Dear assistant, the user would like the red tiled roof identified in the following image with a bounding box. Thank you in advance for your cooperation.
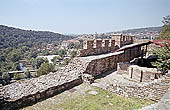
[151,40,170,47]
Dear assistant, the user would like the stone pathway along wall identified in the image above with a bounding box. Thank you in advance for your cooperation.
[0,58,87,110]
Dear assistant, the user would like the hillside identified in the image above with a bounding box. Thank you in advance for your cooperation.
[0,25,74,49]
[119,26,162,33]
[112,26,162,39]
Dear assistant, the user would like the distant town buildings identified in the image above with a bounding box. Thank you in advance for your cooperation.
[61,40,80,48]
[112,27,161,40]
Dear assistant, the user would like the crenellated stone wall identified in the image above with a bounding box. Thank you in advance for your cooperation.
[112,34,134,47]
[1,39,146,110]
[78,34,134,57]
[0,44,143,110]
[78,39,118,57]
[80,45,143,77]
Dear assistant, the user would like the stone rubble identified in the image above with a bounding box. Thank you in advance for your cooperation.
[107,75,170,102]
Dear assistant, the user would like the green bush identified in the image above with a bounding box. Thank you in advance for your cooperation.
[70,50,77,58]
[36,62,54,77]
[152,15,170,73]
[14,73,25,80]
[1,72,10,85]
[24,70,32,78]
[51,56,61,65]
[63,58,70,65]
[152,42,170,73]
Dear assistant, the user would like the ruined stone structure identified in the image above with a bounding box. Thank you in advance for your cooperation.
[107,74,170,102]
[80,51,124,77]
[78,39,118,57]
[0,39,153,110]
[112,34,134,47]
[78,34,134,57]
[129,65,161,82]
[117,62,162,82]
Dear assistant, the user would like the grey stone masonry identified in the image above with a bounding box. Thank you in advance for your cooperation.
[0,58,88,110]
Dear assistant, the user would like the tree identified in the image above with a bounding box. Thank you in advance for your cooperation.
[36,62,54,77]
[152,15,170,73]
[58,49,67,58]
[30,58,46,69]
[162,15,170,26]
[13,73,25,80]
[51,56,61,65]
[29,51,38,58]
[7,49,21,62]
[68,42,83,49]
[70,50,77,58]
[157,15,170,40]
[68,43,75,49]
[12,62,21,70]
[62,58,70,65]
[0,55,6,62]
[1,72,10,85]
[152,43,170,73]
[24,70,32,78]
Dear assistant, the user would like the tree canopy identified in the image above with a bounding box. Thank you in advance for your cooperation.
[157,15,170,40]
[152,15,170,73]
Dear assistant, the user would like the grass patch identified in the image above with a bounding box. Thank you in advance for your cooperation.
[21,84,154,110]
[58,87,154,110]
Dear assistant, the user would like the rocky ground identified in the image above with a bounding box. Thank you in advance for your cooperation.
[91,70,170,110]
[91,70,170,101]
[106,75,170,101]
[140,87,170,110]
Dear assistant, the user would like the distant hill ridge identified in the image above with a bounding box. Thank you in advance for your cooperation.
[110,26,162,39]
[119,26,162,33]
[0,25,74,49]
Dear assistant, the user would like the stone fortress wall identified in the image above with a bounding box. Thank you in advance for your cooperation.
[78,34,134,57]
[0,35,152,110]
[111,34,134,47]
[0,58,87,110]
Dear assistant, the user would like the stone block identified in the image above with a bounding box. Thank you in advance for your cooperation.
[104,40,110,47]
[83,40,94,49]
[110,39,115,47]
[96,40,102,48]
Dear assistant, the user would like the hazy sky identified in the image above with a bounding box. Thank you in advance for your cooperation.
[0,0,170,34]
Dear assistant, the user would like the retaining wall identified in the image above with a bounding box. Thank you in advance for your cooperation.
[0,58,86,110]
[81,51,124,77]
[1,41,143,110]
[1,77,82,110]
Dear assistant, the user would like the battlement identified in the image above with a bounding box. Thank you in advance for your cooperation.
[112,34,133,47]
[78,35,134,57]
[78,39,118,57]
